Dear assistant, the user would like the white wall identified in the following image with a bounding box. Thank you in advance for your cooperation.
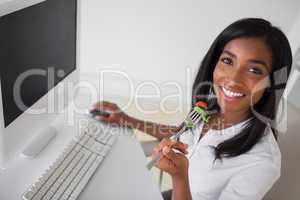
[78,0,300,101]
[77,1,300,199]
[287,11,300,54]
[284,11,300,110]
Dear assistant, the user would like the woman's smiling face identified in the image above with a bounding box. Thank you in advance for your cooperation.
[213,37,273,115]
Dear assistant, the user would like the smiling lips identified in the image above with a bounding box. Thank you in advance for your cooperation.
[220,86,246,99]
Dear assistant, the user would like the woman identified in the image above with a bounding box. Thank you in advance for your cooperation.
[90,18,292,200]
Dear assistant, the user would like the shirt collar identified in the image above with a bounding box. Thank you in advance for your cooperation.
[196,118,253,147]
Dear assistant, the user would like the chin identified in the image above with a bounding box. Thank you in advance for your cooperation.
[216,90,250,114]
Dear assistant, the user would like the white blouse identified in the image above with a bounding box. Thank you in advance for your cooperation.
[179,120,281,200]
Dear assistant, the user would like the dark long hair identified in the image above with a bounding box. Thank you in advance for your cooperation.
[192,18,293,159]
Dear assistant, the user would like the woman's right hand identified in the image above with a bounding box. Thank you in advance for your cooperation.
[153,138,189,178]
[89,101,131,126]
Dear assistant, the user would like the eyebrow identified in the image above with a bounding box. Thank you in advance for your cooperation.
[222,50,269,70]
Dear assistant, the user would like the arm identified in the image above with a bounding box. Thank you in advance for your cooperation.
[90,101,179,140]
[153,138,192,200]
[172,174,192,200]
[124,115,179,140]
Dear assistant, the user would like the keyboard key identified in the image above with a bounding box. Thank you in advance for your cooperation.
[86,141,110,157]
[23,190,35,200]
[22,118,113,200]
[69,156,103,200]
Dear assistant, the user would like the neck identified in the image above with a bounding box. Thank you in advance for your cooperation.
[207,109,251,130]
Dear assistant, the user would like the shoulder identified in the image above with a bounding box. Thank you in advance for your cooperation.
[247,124,281,169]
[232,125,282,182]
[218,159,280,200]
[218,126,282,199]
[215,125,281,176]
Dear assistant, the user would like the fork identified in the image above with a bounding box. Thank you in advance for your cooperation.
[146,101,209,170]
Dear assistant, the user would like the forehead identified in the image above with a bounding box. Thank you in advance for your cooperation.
[222,37,273,71]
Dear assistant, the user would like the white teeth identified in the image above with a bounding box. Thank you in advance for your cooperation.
[221,87,244,97]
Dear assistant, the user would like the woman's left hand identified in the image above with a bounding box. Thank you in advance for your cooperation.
[153,138,189,178]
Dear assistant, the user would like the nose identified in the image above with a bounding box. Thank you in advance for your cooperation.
[227,67,244,85]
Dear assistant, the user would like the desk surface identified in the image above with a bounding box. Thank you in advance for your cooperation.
[0,109,163,200]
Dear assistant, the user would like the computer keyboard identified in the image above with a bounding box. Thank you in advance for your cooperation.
[22,119,118,200]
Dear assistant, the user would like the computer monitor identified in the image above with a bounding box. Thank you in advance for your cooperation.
[0,0,46,17]
[0,0,79,169]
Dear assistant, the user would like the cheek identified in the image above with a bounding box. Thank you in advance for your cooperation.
[247,74,271,104]
[213,67,225,101]
[213,66,222,85]
[248,83,267,105]
[251,91,265,104]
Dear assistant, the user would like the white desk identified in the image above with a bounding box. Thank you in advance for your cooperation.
[0,106,163,200]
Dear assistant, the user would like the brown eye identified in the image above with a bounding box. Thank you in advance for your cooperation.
[249,67,263,75]
[221,57,233,65]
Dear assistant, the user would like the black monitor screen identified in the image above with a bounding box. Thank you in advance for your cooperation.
[0,0,77,127]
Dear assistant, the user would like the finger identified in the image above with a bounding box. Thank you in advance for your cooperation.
[171,140,188,148]
[102,101,118,110]
[152,144,187,156]
[153,141,167,155]
[91,101,117,111]
[95,115,114,123]
[169,142,188,154]
[152,140,172,160]
[153,145,160,155]
[158,138,176,150]
[161,139,187,149]
[155,139,187,155]
[95,115,108,122]
[162,146,181,162]
[169,146,188,154]
[154,155,175,172]
[159,139,188,153]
